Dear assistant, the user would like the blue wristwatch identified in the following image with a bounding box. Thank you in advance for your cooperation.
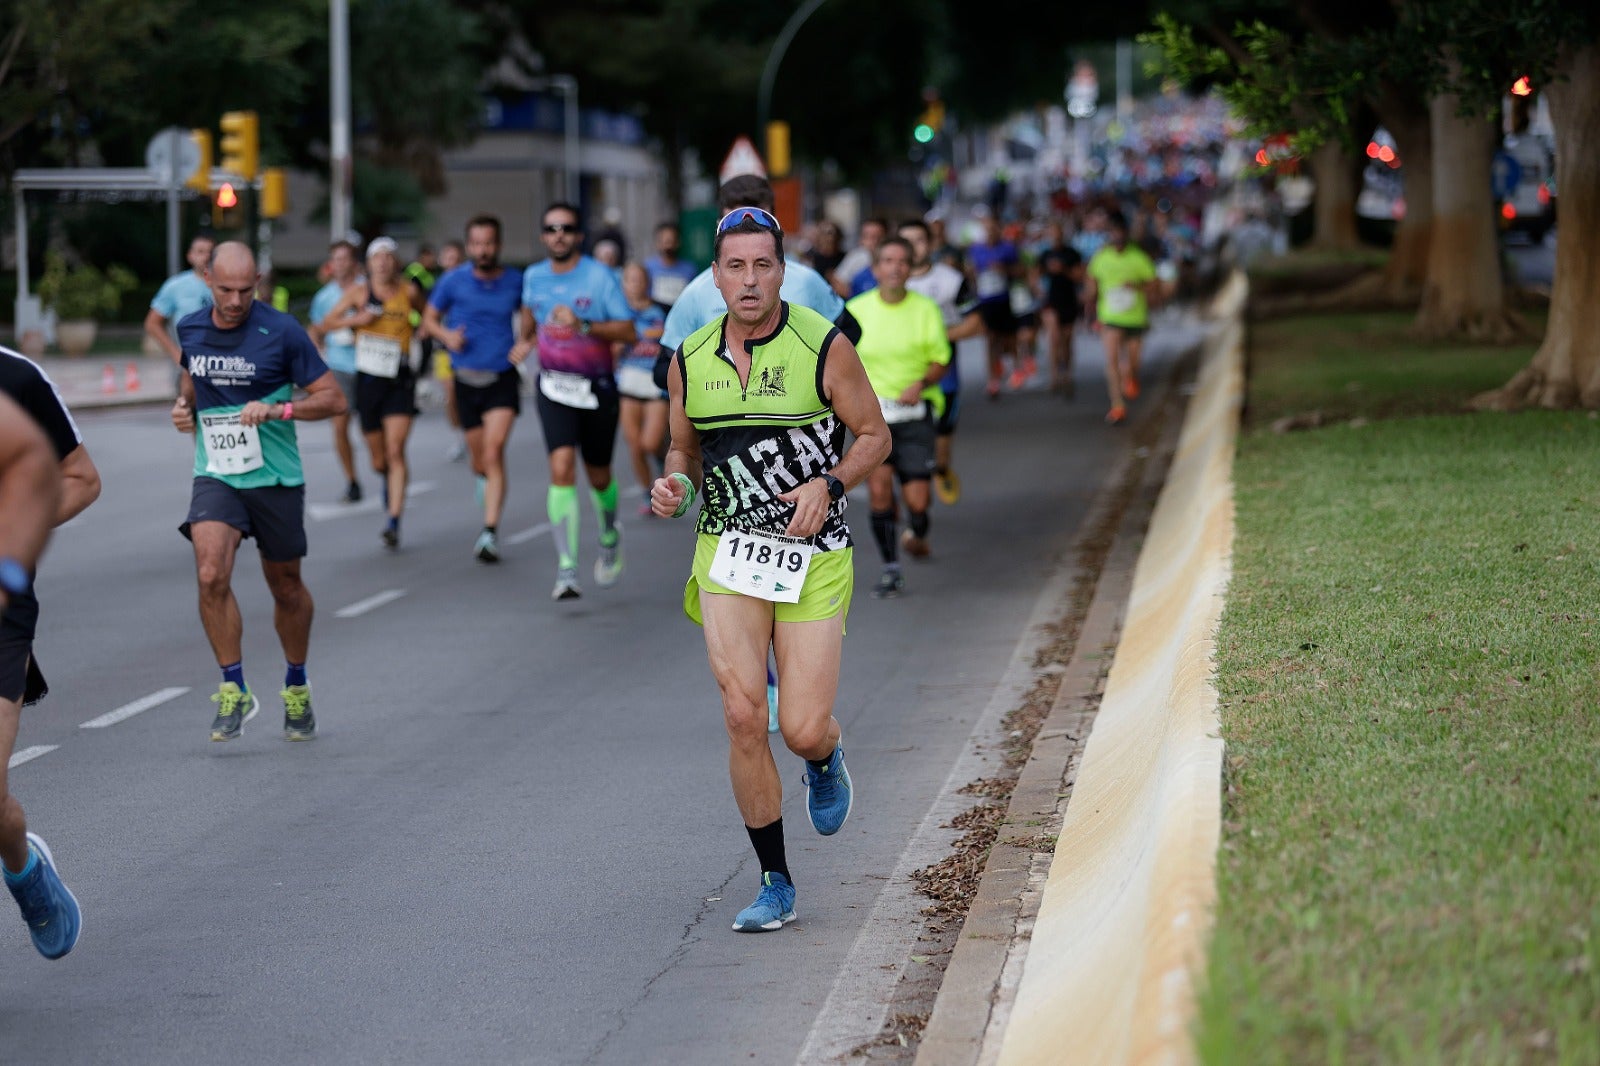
[0,557,30,599]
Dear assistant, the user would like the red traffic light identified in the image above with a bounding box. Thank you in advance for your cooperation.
[216,182,239,209]
[1511,76,1532,97]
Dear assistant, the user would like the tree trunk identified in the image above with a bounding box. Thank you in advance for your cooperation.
[1474,43,1600,410]
[1307,140,1360,250]
[1412,81,1521,341]
[1378,93,1432,295]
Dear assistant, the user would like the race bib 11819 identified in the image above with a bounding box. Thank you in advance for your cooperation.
[709,528,813,603]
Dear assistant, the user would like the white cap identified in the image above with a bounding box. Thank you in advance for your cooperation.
[366,236,399,259]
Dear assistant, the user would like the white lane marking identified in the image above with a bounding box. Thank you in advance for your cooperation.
[307,481,437,523]
[80,686,191,730]
[507,522,552,546]
[335,588,407,619]
[8,746,58,769]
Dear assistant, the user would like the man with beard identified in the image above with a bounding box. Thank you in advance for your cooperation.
[516,202,635,600]
[423,216,530,562]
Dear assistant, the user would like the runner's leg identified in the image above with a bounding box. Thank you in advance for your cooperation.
[190,520,244,666]
[382,413,412,521]
[0,698,28,872]
[700,590,782,826]
[478,407,515,529]
[771,615,844,762]
[260,557,313,667]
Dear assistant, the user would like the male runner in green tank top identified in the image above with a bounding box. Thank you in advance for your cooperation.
[651,209,890,932]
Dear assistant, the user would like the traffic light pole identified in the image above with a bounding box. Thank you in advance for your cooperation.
[756,0,830,134]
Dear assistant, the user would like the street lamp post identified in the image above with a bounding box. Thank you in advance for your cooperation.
[757,0,830,135]
[330,0,352,241]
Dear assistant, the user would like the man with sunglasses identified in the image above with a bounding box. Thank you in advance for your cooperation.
[516,203,636,600]
[424,215,530,563]
[651,208,890,933]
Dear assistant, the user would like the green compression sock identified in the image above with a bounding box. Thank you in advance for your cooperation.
[590,481,619,548]
[547,484,580,569]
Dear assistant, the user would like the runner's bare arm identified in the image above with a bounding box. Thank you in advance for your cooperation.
[247,371,346,426]
[421,303,462,351]
[54,444,101,526]
[586,317,636,345]
[143,308,182,364]
[652,354,703,518]
[0,395,61,600]
[780,333,890,537]
[947,309,985,343]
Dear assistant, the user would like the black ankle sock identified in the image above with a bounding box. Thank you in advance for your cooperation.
[746,819,790,883]
[871,509,898,564]
[909,510,930,538]
[484,525,497,536]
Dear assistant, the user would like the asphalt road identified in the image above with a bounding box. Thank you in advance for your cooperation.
[5,320,1199,1065]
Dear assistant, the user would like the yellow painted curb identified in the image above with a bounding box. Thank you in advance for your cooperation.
[997,273,1248,1066]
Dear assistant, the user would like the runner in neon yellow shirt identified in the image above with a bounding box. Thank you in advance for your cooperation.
[846,237,950,598]
[1084,211,1158,424]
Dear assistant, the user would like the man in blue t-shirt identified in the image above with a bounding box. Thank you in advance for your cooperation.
[517,202,636,601]
[423,215,527,563]
[967,215,1024,399]
[643,222,698,307]
[169,242,347,745]
[144,233,215,366]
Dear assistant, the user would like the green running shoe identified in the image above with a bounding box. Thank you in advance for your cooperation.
[210,682,257,742]
[281,684,316,741]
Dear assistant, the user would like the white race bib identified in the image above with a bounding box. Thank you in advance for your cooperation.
[1106,286,1138,315]
[355,332,404,378]
[539,370,599,410]
[1009,283,1036,316]
[878,396,928,424]
[709,529,813,603]
[650,274,686,305]
[977,269,1006,299]
[200,412,264,476]
[616,364,660,399]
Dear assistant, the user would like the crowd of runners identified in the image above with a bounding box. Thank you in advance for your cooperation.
[0,177,1179,951]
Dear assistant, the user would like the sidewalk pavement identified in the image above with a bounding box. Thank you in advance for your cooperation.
[27,351,177,411]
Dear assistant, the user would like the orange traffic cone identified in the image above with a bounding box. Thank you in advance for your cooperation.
[101,364,117,394]
[124,361,141,392]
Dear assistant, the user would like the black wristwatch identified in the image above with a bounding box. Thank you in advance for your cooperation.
[0,557,31,600]
[820,474,845,502]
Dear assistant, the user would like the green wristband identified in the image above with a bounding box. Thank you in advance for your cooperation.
[669,472,696,518]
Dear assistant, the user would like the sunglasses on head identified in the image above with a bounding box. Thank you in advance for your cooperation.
[542,223,579,235]
[716,207,781,234]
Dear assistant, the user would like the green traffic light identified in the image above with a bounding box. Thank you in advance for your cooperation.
[913,123,934,144]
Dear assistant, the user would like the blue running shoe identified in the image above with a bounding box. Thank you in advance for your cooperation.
[5,832,81,959]
[803,745,853,835]
[732,871,796,932]
[766,666,780,735]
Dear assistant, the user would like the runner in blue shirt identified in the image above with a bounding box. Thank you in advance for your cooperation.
[516,202,636,601]
[423,215,529,563]
[643,222,699,307]
[143,233,215,366]
[169,242,346,744]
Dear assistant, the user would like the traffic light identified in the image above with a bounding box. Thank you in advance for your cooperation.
[260,168,289,219]
[913,100,944,145]
[766,121,791,179]
[219,110,259,180]
[213,181,240,229]
[186,129,213,193]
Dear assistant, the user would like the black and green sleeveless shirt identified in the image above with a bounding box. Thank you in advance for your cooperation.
[674,302,851,550]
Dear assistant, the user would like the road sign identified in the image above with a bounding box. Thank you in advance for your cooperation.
[719,136,767,183]
[145,127,202,187]
[1491,150,1522,200]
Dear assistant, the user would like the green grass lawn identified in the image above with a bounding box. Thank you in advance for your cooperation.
[1198,312,1600,1063]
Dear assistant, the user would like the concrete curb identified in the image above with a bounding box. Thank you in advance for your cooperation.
[915,274,1248,1066]
[913,336,1194,1066]
[996,273,1245,1065]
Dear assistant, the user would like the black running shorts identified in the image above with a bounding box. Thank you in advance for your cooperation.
[454,368,523,430]
[888,416,938,483]
[0,593,47,706]
[180,478,308,562]
[355,370,418,433]
[535,375,620,468]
